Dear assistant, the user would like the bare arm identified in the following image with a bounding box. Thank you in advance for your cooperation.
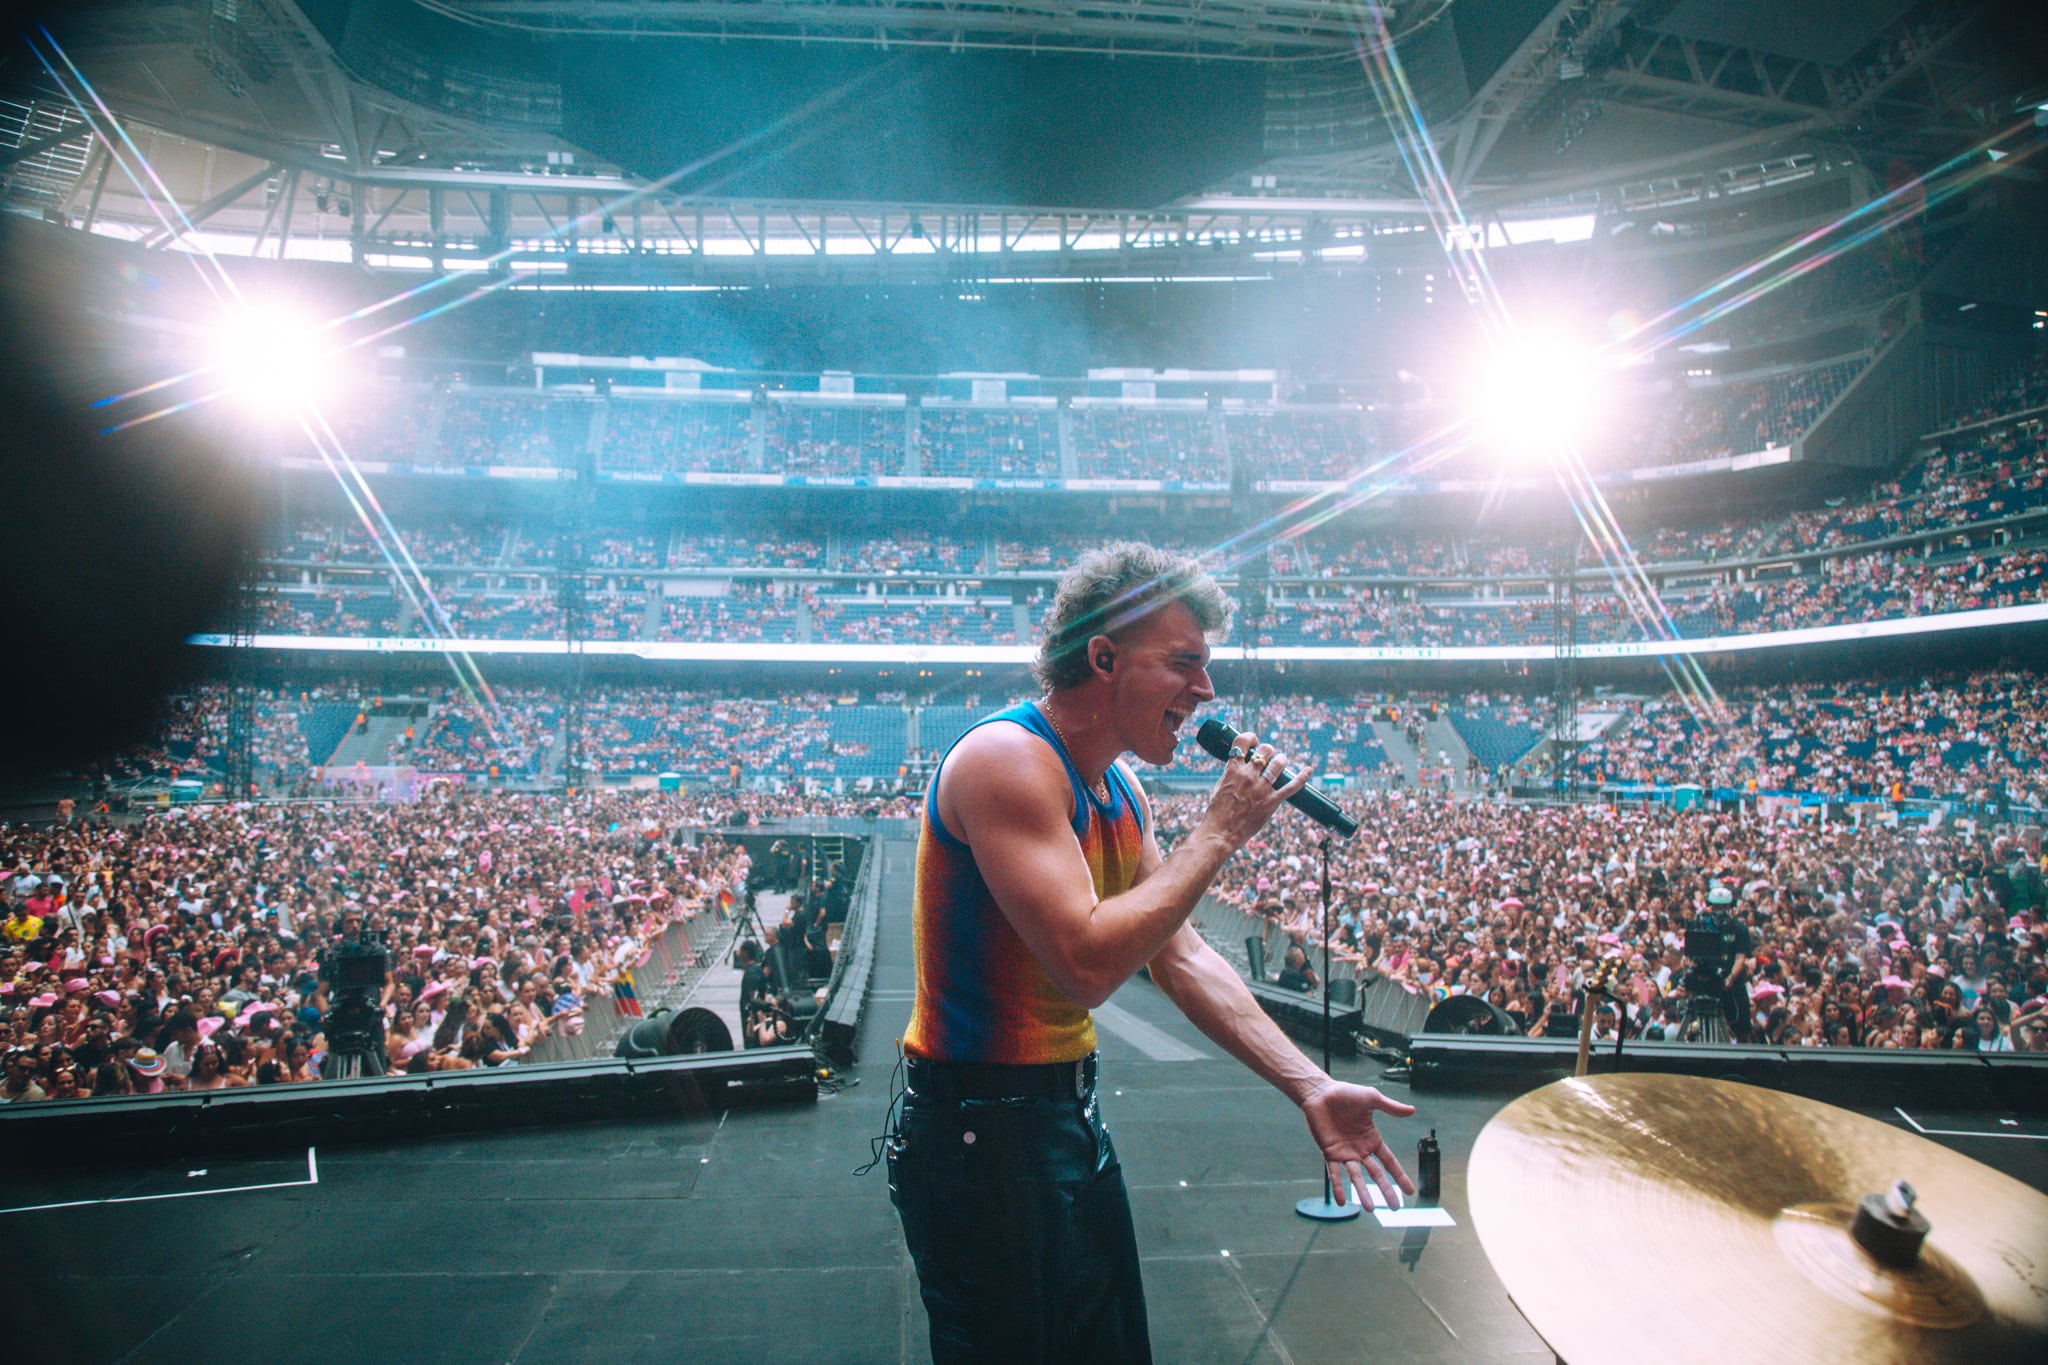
[944,725,1306,1008]
[1139,815,1417,1207]
[1146,925,1413,1208]
[1147,924,1324,1105]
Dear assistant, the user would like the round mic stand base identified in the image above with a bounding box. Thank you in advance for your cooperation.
[1296,1173,1365,1222]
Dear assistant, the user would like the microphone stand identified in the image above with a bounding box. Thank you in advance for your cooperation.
[1296,833,1361,1222]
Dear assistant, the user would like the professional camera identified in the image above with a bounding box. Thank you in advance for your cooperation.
[1676,885,1742,1042]
[319,927,390,1079]
[1682,912,1738,992]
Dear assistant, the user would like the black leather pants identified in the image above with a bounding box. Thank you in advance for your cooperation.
[888,1080,1152,1364]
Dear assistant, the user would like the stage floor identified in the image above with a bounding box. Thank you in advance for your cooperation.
[12,838,2047,1364]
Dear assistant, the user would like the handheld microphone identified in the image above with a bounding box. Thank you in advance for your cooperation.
[1195,718,1359,839]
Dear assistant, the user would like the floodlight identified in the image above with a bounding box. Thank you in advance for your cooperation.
[1462,326,1607,466]
[206,299,335,419]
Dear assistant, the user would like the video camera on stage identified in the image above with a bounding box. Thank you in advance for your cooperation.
[319,927,390,1079]
[1683,913,1737,981]
[1671,885,1744,1043]
[323,927,390,993]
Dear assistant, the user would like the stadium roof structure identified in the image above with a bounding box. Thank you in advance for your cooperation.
[406,0,1389,62]
[0,1,2037,282]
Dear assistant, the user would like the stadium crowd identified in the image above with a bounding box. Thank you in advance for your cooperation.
[20,652,2047,1114]
[243,530,2048,650]
[114,671,2047,814]
[247,386,2048,663]
[1162,788,2048,1053]
[1940,352,2048,432]
[261,352,2047,646]
[306,347,1895,487]
[10,770,2038,1112]
[600,398,754,474]
[1569,672,2048,810]
[0,794,758,1103]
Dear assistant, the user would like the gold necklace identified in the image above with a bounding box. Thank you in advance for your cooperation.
[1041,702,1111,803]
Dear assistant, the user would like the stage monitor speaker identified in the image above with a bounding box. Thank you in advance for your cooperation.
[615,1014,674,1060]
[1247,980,1361,1057]
[1421,995,1521,1037]
[613,1007,735,1059]
[667,1008,734,1055]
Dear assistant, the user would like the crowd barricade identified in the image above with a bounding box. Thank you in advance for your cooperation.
[814,839,879,1064]
[1582,783,2041,831]
[1187,894,1433,1045]
[524,905,740,1065]
[528,991,632,1065]
[1357,973,1433,1041]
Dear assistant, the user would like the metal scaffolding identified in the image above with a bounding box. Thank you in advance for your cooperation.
[1235,548,1271,742]
[556,438,595,791]
[1550,530,1581,801]
[222,562,260,803]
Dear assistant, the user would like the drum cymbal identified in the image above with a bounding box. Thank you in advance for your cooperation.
[1468,1074,2048,1365]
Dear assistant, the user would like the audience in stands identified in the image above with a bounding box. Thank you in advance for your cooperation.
[601,398,752,474]
[106,674,2048,816]
[1158,782,2047,1054]
[1940,353,2048,432]
[0,794,757,1101]
[16,655,2047,1114]
[1569,671,2048,812]
[234,391,2048,656]
[307,349,1908,485]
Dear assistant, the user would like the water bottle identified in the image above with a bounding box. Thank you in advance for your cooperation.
[1417,1128,1441,1205]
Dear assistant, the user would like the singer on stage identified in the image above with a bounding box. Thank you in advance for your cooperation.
[889,542,1416,1364]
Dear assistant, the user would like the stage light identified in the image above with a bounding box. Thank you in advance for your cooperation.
[206,299,335,419]
[1463,326,1607,466]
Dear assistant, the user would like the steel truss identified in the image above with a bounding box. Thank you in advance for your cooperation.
[1446,0,1629,192]
[1550,529,1580,802]
[1594,1,1993,136]
[47,130,1453,279]
[422,1,1388,61]
[556,438,595,790]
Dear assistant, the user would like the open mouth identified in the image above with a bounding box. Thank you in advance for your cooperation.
[1164,708,1191,734]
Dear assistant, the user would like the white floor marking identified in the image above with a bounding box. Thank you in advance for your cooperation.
[1092,1001,1209,1062]
[1894,1107,2048,1141]
[1,1146,319,1215]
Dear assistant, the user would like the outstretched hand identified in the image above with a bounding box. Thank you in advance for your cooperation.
[1301,1080,1417,1209]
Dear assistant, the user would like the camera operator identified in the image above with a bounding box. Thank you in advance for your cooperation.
[313,906,395,1015]
[746,997,795,1048]
[736,938,773,1016]
[735,938,795,1049]
[314,905,394,1077]
[1706,884,1754,1042]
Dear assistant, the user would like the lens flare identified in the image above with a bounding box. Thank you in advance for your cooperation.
[207,300,336,418]
[1466,330,1606,465]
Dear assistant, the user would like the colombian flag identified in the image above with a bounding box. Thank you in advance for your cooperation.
[613,970,644,1018]
[717,888,735,920]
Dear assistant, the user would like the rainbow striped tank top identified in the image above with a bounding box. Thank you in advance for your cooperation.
[902,701,1147,1064]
